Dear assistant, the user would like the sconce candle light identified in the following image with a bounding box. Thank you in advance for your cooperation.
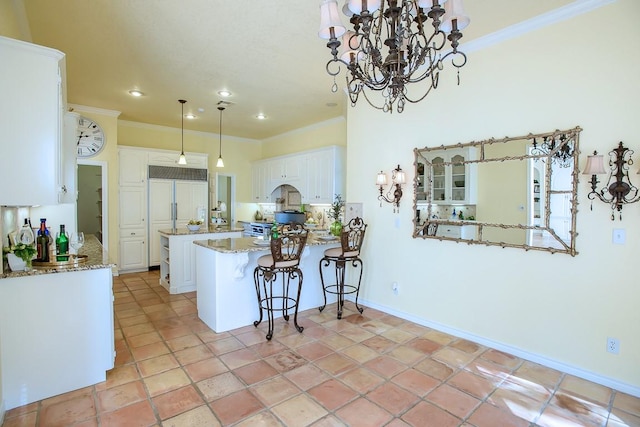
[583,141,640,220]
[376,165,405,212]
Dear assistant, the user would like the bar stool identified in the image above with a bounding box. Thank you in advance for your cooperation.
[318,217,367,319]
[253,223,308,340]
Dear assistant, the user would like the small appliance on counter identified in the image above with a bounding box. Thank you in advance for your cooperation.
[274,210,305,224]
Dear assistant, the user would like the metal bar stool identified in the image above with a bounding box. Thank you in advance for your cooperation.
[253,223,308,340]
[318,217,367,319]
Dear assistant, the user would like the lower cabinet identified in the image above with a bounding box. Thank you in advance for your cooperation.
[159,231,241,294]
[119,229,147,272]
[436,224,477,240]
[0,268,114,410]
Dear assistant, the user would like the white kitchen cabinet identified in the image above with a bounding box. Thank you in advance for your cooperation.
[304,146,345,204]
[119,148,148,186]
[268,155,305,194]
[0,36,75,206]
[159,230,241,294]
[252,161,270,202]
[119,187,147,230]
[0,268,114,410]
[119,229,147,271]
[252,146,345,204]
[425,147,477,204]
[436,223,477,239]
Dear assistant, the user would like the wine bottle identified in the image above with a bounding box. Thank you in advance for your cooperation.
[18,218,35,245]
[36,219,49,262]
[271,221,279,240]
[56,224,69,261]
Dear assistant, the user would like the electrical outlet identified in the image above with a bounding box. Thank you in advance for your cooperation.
[392,282,399,295]
[607,337,620,354]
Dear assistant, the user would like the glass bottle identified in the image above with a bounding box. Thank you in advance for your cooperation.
[55,224,69,261]
[36,218,49,262]
[18,218,35,245]
[271,221,279,240]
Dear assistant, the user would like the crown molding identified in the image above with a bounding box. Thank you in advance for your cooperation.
[68,104,121,118]
[462,0,617,54]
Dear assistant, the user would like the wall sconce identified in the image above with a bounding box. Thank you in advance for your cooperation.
[583,141,640,220]
[376,165,405,212]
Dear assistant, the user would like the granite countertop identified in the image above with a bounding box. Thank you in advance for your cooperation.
[1,234,114,280]
[194,234,341,254]
[159,225,244,236]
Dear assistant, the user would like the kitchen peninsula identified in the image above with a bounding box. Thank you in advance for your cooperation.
[194,234,340,333]
[158,225,243,294]
[0,235,115,410]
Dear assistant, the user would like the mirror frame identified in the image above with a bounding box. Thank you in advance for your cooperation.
[412,127,582,256]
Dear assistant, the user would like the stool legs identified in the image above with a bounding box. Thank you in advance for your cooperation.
[254,267,304,340]
[318,256,364,319]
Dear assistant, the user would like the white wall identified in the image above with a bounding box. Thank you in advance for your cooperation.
[347,0,639,395]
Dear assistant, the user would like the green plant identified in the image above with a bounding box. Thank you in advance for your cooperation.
[328,194,345,221]
[3,243,37,265]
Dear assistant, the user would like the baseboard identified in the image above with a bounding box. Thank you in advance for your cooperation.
[353,296,640,398]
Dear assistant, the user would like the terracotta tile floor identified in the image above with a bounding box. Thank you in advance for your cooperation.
[4,270,640,427]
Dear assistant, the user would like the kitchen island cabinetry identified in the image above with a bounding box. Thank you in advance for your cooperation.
[194,236,339,333]
[159,227,242,294]
[0,36,76,206]
[0,237,115,410]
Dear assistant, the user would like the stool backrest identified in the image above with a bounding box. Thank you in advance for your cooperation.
[269,223,308,267]
[339,217,367,256]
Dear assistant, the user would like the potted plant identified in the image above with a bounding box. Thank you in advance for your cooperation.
[328,194,345,237]
[3,243,37,271]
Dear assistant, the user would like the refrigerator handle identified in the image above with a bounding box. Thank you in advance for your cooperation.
[174,203,178,221]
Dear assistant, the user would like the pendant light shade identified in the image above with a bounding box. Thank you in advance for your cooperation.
[217,106,225,168]
[178,99,187,165]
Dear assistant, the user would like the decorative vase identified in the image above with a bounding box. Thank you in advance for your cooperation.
[6,253,27,272]
[330,220,343,237]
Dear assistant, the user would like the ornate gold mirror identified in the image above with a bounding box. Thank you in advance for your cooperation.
[413,127,582,256]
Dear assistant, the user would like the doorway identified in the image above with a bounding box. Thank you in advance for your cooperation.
[215,173,235,225]
[77,161,108,249]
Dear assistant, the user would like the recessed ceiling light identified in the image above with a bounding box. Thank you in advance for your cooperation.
[129,90,144,97]
[185,113,196,119]
[256,113,266,120]
[218,90,232,97]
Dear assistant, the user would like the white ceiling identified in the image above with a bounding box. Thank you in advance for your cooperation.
[19,0,575,140]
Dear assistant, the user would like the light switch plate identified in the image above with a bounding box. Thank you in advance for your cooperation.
[613,228,626,244]
[346,202,363,222]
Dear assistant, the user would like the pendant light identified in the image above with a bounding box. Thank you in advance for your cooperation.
[216,105,225,168]
[178,99,187,165]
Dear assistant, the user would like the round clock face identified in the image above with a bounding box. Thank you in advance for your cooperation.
[76,116,106,157]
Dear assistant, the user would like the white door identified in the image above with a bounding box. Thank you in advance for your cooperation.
[120,236,146,271]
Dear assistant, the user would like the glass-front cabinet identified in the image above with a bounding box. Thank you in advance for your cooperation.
[417,148,476,204]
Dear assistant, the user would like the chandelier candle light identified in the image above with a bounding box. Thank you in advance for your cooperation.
[318,0,470,113]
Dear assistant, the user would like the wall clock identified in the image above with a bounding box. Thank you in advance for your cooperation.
[76,116,106,157]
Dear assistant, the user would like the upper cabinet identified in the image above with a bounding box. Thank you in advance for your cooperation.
[0,36,75,206]
[418,147,477,205]
[304,146,345,204]
[252,146,345,204]
[119,149,148,186]
[268,156,305,194]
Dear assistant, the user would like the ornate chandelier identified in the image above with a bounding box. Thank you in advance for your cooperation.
[318,0,470,113]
